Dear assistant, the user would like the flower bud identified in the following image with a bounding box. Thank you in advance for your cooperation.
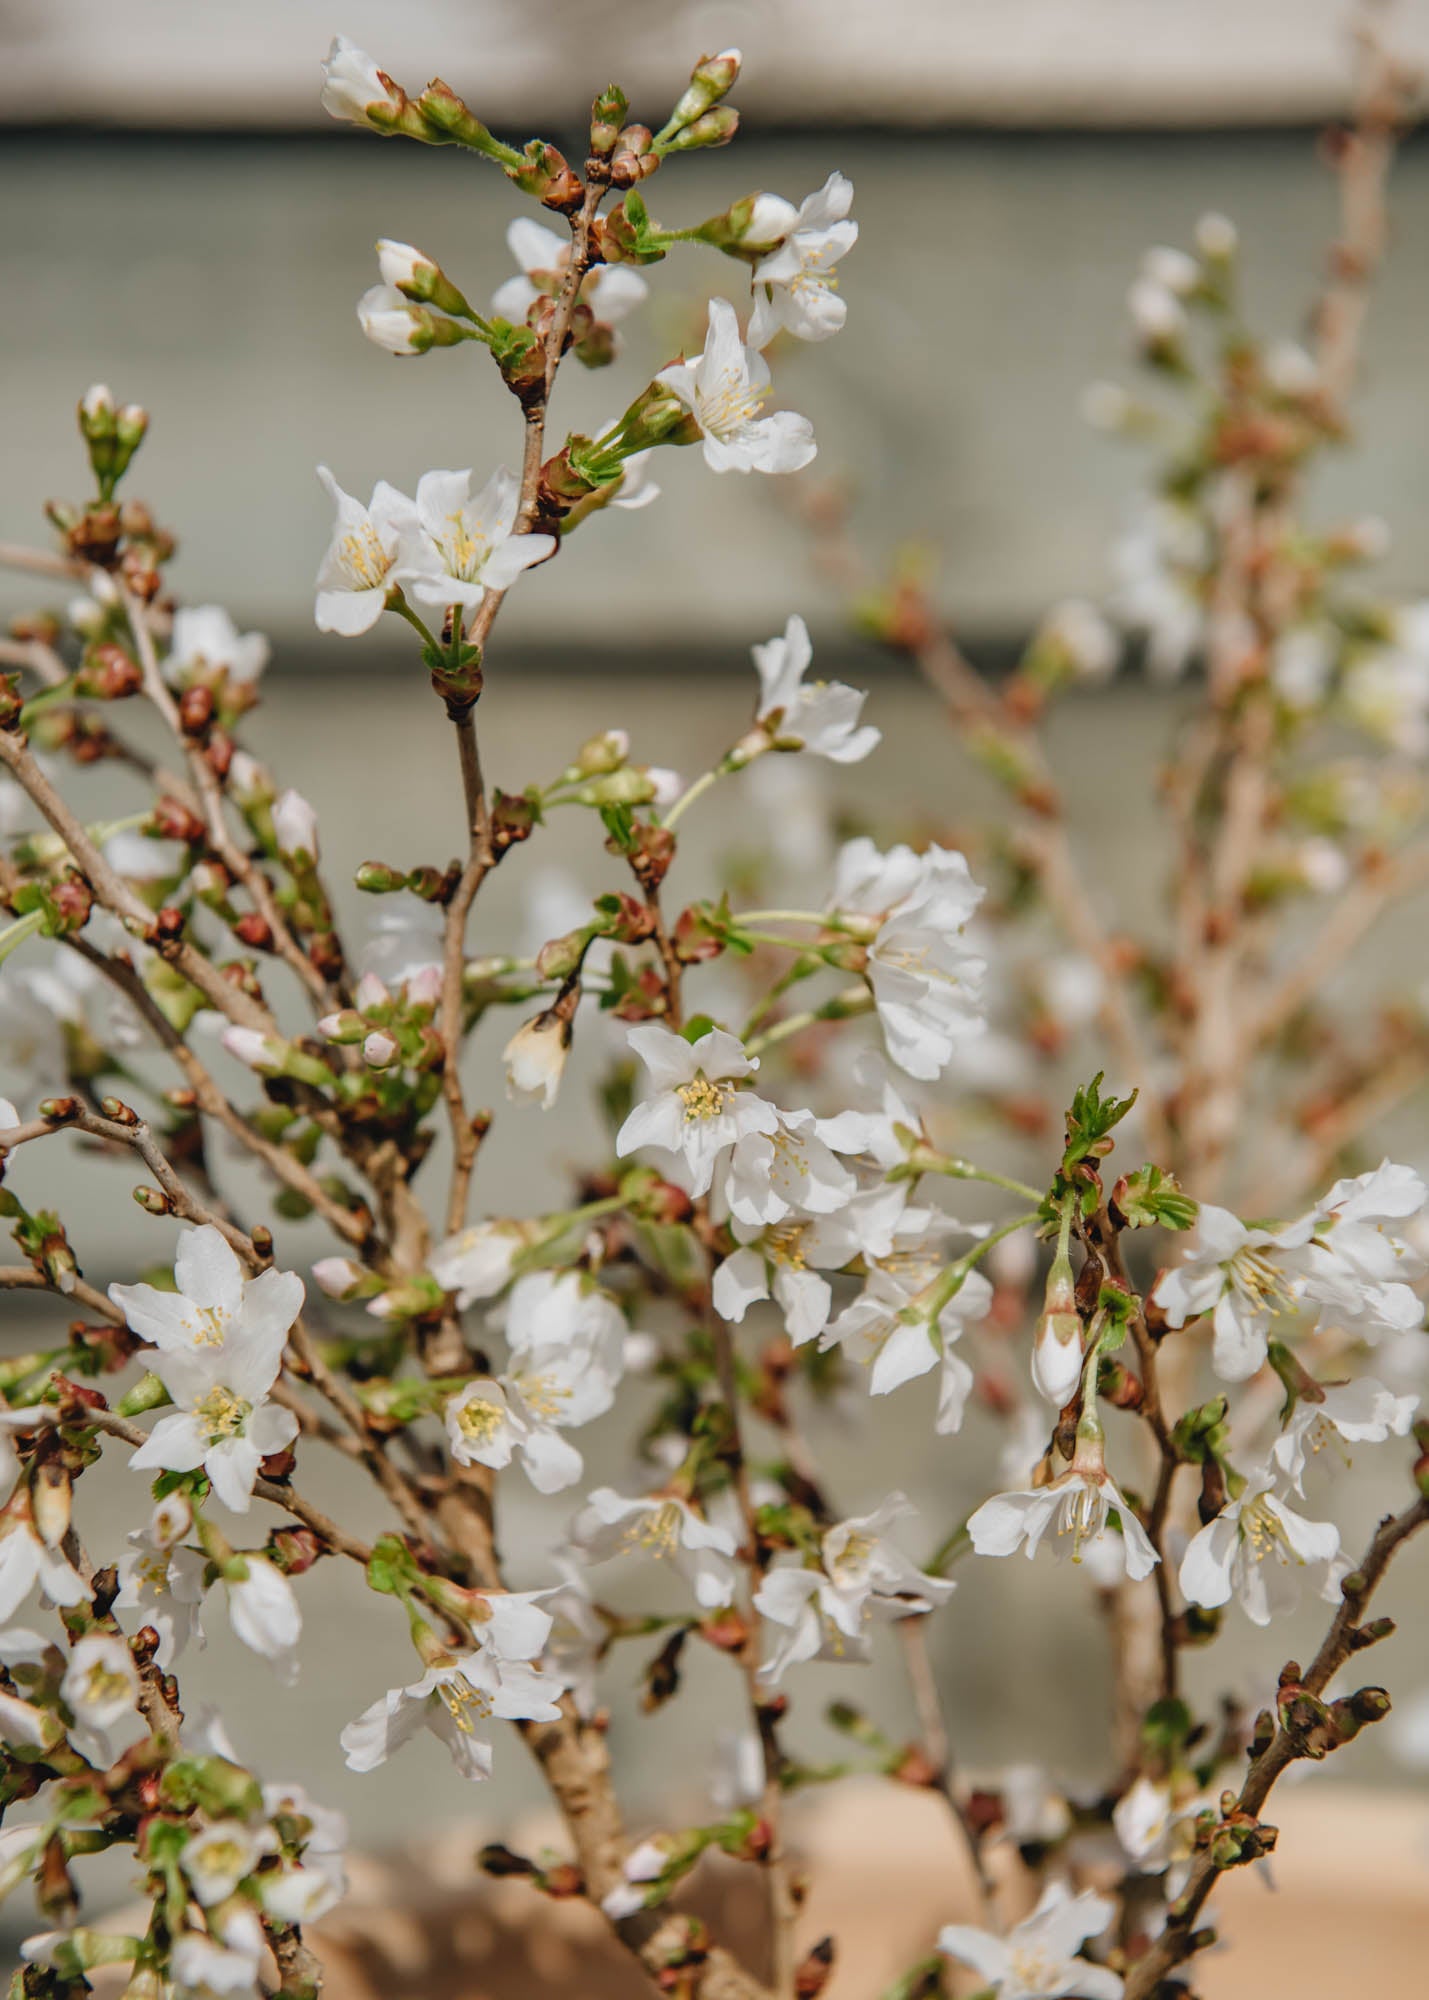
[311,1256,371,1300]
[354,971,392,1018]
[1032,1241,1084,1407]
[31,1462,72,1548]
[567,729,630,779]
[318,1008,367,1044]
[227,750,274,809]
[403,963,444,1011]
[355,859,408,893]
[273,787,320,863]
[320,35,406,128]
[660,105,739,153]
[1194,211,1238,261]
[574,768,659,807]
[376,239,473,320]
[535,928,590,981]
[362,1030,400,1069]
[221,1026,286,1076]
[357,285,468,356]
[661,48,741,138]
[502,1005,573,1111]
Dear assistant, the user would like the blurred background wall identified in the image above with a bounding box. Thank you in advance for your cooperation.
[2,0,1428,1959]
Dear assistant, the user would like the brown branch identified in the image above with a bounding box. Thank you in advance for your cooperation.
[1123,1492,1429,1998]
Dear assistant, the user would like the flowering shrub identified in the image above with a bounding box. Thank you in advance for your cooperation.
[0,26,1427,2000]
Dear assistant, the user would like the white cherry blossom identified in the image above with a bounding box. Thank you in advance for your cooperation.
[320,35,401,126]
[166,606,270,686]
[746,172,857,348]
[429,1218,539,1307]
[1179,1465,1343,1626]
[722,1103,857,1228]
[755,1494,952,1681]
[393,467,555,613]
[110,1225,304,1363]
[655,298,816,474]
[939,1881,1123,2000]
[115,1501,206,1670]
[61,1632,139,1738]
[968,1445,1159,1582]
[314,465,413,635]
[1152,1204,1310,1382]
[830,838,987,1079]
[746,614,879,762]
[341,1644,561,1784]
[223,1555,301,1684]
[492,217,648,328]
[569,1489,738,1609]
[181,1821,267,1907]
[1271,1377,1418,1493]
[713,1183,907,1347]
[616,1022,777,1196]
[1296,1162,1427,1334]
[0,1492,86,1623]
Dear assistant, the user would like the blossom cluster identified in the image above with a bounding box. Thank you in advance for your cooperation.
[0,28,1426,2000]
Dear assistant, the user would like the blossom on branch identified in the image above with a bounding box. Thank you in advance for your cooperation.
[655,298,816,473]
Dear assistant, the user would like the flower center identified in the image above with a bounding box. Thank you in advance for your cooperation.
[767,1223,807,1270]
[197,1837,248,1879]
[183,1304,230,1349]
[194,1386,250,1441]
[677,1076,729,1121]
[1229,1247,1296,1315]
[1240,1496,1300,1567]
[456,1397,505,1444]
[82,1660,131,1707]
[436,511,490,582]
[438,1674,493,1733]
[827,1529,874,1587]
[514,1369,567,1423]
[700,372,768,438]
[623,1502,682,1557]
[339,522,393,590]
[1056,1476,1109,1562]
[1008,1945,1063,1988]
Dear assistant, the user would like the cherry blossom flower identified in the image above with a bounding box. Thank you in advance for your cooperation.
[755,1494,952,1681]
[820,1236,993,1434]
[1151,1204,1311,1382]
[939,1881,1123,1999]
[830,838,987,1079]
[61,1632,142,1763]
[616,1022,777,1196]
[223,1555,301,1684]
[120,1258,301,1511]
[110,1225,304,1364]
[165,606,270,687]
[0,1489,86,1623]
[341,1644,561,1784]
[569,1490,739,1609]
[181,1821,268,1907]
[968,1443,1159,1582]
[712,1183,907,1347]
[393,467,555,614]
[319,36,406,127]
[745,172,857,348]
[1295,1162,1427,1333]
[429,1218,539,1306]
[1113,1774,1207,1888]
[535,1557,605,1721]
[1271,1377,1418,1493]
[655,299,816,474]
[1179,1465,1343,1626]
[115,1498,206,1669]
[743,614,879,763]
[314,465,412,635]
[171,1906,265,1998]
[502,1008,571,1109]
[492,217,648,329]
[722,1104,857,1228]
[444,1274,623,1495]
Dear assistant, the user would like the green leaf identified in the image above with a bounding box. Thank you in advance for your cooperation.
[1062,1071,1138,1172]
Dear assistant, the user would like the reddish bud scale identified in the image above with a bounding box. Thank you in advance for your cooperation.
[232,912,275,951]
[177,685,214,736]
[150,797,207,844]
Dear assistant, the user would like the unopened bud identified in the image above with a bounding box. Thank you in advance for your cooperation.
[357,285,470,356]
[661,48,741,139]
[503,1002,574,1111]
[376,239,474,320]
[355,859,407,893]
[660,106,739,153]
[272,787,320,863]
[362,1030,400,1069]
[31,1462,73,1547]
[318,1008,367,1044]
[568,729,630,778]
